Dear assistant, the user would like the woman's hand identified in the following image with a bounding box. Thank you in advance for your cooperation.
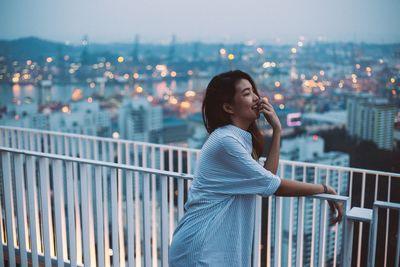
[325,185,343,226]
[258,97,282,131]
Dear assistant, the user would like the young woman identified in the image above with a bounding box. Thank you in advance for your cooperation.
[169,70,343,266]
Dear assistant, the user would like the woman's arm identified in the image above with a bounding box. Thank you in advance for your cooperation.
[263,129,281,174]
[258,96,342,225]
[274,179,325,196]
[259,97,282,175]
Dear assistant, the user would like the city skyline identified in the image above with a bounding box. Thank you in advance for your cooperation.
[1,0,400,44]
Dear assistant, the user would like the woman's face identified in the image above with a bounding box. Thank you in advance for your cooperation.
[226,79,261,126]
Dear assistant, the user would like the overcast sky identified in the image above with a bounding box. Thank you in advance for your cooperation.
[1,0,399,44]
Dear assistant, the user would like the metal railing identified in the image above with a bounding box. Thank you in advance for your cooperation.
[0,126,399,266]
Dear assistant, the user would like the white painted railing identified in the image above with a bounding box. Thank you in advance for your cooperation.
[0,126,399,266]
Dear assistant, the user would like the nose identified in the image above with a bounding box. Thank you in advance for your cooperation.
[253,92,260,103]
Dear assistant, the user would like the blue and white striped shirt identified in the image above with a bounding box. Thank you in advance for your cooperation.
[169,124,281,266]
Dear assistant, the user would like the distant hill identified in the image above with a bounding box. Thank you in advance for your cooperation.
[0,37,197,61]
[0,37,81,60]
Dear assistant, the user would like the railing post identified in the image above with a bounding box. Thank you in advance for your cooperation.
[66,161,77,267]
[341,199,354,267]
[53,159,66,267]
[14,154,28,266]
[143,172,151,267]
[1,151,16,267]
[110,168,120,267]
[253,195,262,267]
[39,157,54,267]
[367,205,378,267]
[95,166,106,267]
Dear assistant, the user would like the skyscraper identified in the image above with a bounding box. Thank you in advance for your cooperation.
[347,94,397,150]
[118,97,163,143]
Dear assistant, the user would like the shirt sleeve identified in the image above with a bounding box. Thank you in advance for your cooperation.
[197,135,281,196]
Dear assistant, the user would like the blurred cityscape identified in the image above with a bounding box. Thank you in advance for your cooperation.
[0,36,399,172]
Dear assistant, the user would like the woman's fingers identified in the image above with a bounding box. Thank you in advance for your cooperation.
[328,200,343,226]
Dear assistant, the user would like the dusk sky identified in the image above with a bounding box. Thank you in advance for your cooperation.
[1,0,399,44]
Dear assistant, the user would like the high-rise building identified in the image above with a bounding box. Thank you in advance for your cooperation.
[347,94,397,150]
[118,97,162,143]
[277,135,349,267]
[49,100,111,137]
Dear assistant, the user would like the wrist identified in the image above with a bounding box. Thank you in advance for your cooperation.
[321,184,328,194]
[272,125,282,133]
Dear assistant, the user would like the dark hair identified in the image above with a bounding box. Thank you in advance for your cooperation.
[202,70,265,159]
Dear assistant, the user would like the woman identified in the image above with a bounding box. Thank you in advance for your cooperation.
[169,70,342,266]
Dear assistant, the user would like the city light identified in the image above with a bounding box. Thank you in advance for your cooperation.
[87,97,93,103]
[46,57,53,63]
[133,73,139,79]
[136,86,143,93]
[219,48,226,55]
[71,89,83,101]
[61,106,70,113]
[263,62,271,68]
[391,78,396,83]
[156,64,167,71]
[287,112,302,126]
[228,54,235,60]
[117,56,124,63]
[256,47,264,54]
[185,90,196,97]
[274,93,284,101]
[171,71,177,77]
[169,97,178,105]
[291,48,297,54]
[275,81,281,87]
[112,132,120,139]
[180,101,191,109]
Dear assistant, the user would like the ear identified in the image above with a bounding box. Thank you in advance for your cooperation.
[222,103,234,115]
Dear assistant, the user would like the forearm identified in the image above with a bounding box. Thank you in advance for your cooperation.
[263,129,281,175]
[274,179,325,196]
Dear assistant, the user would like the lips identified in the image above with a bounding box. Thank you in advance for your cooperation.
[252,99,262,110]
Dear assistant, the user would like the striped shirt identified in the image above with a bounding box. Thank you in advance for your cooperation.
[169,124,281,266]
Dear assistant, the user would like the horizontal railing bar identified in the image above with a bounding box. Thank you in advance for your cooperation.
[307,193,349,202]
[0,146,193,180]
[374,201,400,210]
[0,126,200,152]
[2,126,400,177]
